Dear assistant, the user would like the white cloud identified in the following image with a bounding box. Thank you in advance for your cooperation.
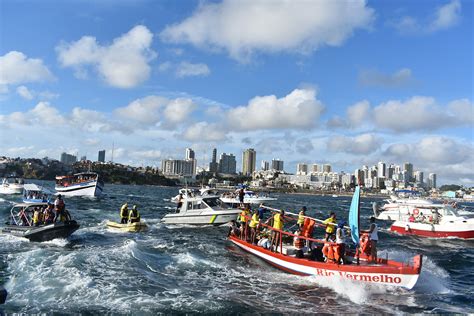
[358,68,414,88]
[163,98,197,123]
[447,99,474,124]
[347,100,371,127]
[429,0,461,32]
[160,0,374,61]
[227,88,324,130]
[30,102,66,126]
[175,62,210,78]
[16,85,34,100]
[183,122,227,142]
[38,91,60,100]
[56,25,156,88]
[391,0,461,34]
[115,95,168,125]
[373,96,452,132]
[134,150,163,159]
[0,51,54,85]
[327,133,383,155]
[83,138,101,146]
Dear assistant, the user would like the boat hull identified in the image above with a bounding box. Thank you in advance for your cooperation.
[55,181,103,197]
[1,221,80,242]
[106,221,148,232]
[161,212,239,225]
[391,221,474,239]
[0,185,23,194]
[229,236,421,289]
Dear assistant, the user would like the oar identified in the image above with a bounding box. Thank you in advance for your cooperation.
[261,205,338,227]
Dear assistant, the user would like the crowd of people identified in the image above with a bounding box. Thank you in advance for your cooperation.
[23,191,49,202]
[16,194,71,226]
[230,204,379,265]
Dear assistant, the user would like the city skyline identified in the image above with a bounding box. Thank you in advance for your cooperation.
[0,1,472,186]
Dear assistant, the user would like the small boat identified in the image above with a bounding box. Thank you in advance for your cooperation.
[55,172,104,197]
[162,190,241,225]
[106,220,148,232]
[228,186,423,289]
[0,287,6,304]
[1,202,80,242]
[332,194,338,198]
[22,183,52,203]
[0,176,24,194]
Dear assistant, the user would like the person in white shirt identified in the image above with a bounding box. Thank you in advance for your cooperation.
[368,217,378,263]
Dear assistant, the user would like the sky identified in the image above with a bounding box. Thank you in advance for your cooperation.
[0,0,473,185]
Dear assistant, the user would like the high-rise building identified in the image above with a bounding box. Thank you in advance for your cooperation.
[311,164,319,173]
[404,162,413,182]
[271,159,284,171]
[296,163,308,175]
[60,152,77,165]
[387,164,395,180]
[80,156,87,161]
[414,171,424,184]
[323,164,331,173]
[162,159,195,177]
[209,148,218,173]
[354,168,365,185]
[242,148,256,176]
[428,173,437,189]
[377,161,386,179]
[261,160,269,171]
[185,148,196,175]
[219,153,237,174]
[98,150,105,162]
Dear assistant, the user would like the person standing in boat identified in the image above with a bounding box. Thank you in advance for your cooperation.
[239,206,251,241]
[368,217,378,263]
[176,194,183,213]
[32,207,43,227]
[53,194,65,223]
[297,206,307,229]
[248,209,260,244]
[267,210,286,252]
[128,205,140,223]
[323,212,337,241]
[238,188,245,206]
[335,220,347,264]
[120,203,129,224]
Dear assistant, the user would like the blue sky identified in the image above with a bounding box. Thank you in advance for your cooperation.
[0,0,473,185]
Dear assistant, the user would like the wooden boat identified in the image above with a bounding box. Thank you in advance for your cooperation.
[228,187,423,289]
[106,220,148,232]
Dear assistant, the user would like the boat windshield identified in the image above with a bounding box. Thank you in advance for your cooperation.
[202,198,229,209]
[442,206,459,216]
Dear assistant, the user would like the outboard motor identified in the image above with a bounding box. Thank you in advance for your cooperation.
[372,202,380,217]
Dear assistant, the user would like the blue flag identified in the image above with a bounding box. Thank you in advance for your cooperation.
[349,186,360,245]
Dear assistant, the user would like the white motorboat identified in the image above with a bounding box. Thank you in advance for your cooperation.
[220,189,276,205]
[55,172,104,197]
[162,191,241,225]
[389,205,474,239]
[22,183,52,203]
[0,176,24,194]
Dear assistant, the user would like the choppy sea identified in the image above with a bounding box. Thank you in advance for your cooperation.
[1,181,473,314]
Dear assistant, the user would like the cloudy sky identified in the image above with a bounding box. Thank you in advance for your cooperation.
[0,0,472,185]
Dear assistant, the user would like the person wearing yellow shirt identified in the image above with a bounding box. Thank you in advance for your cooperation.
[297,206,307,229]
[248,209,260,244]
[239,206,251,241]
[266,210,285,252]
[323,212,337,241]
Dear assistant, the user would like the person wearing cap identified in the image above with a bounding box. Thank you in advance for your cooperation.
[323,212,337,241]
[297,206,307,229]
[53,194,65,223]
[128,205,140,223]
[335,220,347,264]
[120,203,129,224]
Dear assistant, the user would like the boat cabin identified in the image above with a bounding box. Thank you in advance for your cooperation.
[178,196,231,213]
[55,172,100,188]
[23,183,50,203]
[9,202,52,226]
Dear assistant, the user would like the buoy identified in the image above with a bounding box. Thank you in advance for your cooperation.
[0,287,7,304]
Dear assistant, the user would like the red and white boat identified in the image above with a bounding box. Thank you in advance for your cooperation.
[390,213,474,239]
[228,187,423,289]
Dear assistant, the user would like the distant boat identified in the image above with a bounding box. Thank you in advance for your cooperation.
[0,176,24,194]
[55,172,104,197]
[162,190,241,225]
[332,194,338,198]
[22,183,52,203]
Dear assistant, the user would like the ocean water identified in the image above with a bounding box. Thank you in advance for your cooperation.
[1,182,473,314]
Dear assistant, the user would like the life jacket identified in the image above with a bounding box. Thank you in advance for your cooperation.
[249,213,259,228]
[297,211,305,225]
[120,206,129,218]
[240,209,249,222]
[129,209,140,221]
[301,218,315,238]
[293,234,305,249]
[359,233,371,255]
[273,213,283,230]
[322,242,340,262]
[33,211,41,224]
